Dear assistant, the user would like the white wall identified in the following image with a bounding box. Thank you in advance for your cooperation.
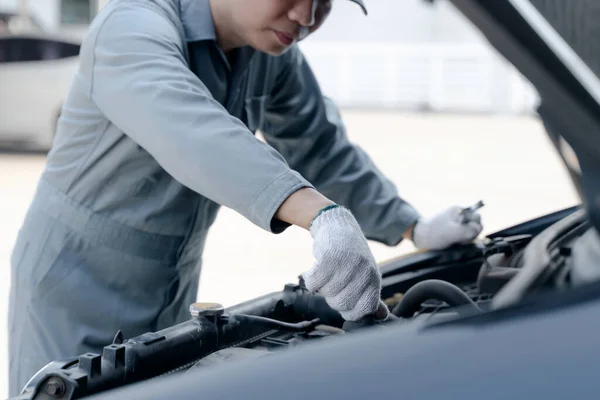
[300,0,538,114]
[299,41,538,114]
[0,0,492,43]
[0,0,58,29]
[307,0,488,44]
[0,0,538,114]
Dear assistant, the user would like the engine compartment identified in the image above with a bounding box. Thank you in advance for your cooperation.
[14,205,592,400]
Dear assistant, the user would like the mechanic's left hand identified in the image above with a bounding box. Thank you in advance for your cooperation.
[411,205,483,250]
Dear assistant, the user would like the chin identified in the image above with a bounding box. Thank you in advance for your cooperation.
[252,34,294,56]
[262,46,292,56]
[259,41,292,56]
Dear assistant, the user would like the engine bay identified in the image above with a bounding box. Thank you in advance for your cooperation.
[14,205,592,400]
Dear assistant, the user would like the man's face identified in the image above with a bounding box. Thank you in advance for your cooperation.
[232,0,333,56]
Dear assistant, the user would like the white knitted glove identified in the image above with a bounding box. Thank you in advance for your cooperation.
[412,205,483,250]
[301,206,387,322]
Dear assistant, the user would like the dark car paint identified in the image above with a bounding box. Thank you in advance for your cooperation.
[0,35,80,63]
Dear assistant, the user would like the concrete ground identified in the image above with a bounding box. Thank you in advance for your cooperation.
[0,111,580,397]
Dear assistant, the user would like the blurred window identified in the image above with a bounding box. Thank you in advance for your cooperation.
[60,0,95,25]
[0,12,43,32]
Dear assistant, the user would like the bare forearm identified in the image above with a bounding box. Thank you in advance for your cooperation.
[275,188,335,230]
[402,223,416,241]
[276,187,417,239]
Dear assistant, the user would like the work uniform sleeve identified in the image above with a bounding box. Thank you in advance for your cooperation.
[84,6,311,233]
[260,46,421,246]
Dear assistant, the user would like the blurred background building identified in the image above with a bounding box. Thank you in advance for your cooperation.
[0,0,96,33]
[0,0,538,114]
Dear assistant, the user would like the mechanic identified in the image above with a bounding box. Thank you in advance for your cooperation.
[8,0,483,394]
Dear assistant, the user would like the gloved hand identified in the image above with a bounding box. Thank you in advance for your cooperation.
[412,205,483,250]
[301,206,388,321]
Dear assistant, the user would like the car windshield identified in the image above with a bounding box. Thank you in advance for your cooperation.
[0,36,80,63]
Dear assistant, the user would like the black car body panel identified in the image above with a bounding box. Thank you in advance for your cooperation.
[92,280,600,400]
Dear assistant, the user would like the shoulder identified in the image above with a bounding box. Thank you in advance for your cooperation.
[77,0,188,95]
[83,0,183,55]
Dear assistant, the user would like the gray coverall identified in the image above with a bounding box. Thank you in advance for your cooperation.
[8,0,420,394]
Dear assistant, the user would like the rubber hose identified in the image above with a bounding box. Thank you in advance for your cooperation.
[231,314,321,332]
[391,279,481,318]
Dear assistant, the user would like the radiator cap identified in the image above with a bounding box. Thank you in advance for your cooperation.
[189,302,225,318]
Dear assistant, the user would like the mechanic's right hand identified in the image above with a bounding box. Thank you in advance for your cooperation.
[301,205,386,322]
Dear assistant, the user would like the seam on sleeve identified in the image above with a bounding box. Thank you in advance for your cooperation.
[88,7,118,99]
[246,170,289,217]
[248,170,313,231]
[266,179,308,218]
[265,180,310,222]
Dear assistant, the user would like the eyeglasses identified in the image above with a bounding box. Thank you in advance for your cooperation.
[297,0,333,40]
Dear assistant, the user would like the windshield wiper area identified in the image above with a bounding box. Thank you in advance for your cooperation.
[492,209,589,308]
[568,228,600,286]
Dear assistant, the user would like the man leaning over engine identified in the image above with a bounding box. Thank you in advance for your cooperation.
[8,0,482,394]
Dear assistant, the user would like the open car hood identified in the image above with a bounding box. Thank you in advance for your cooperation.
[447,0,600,232]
